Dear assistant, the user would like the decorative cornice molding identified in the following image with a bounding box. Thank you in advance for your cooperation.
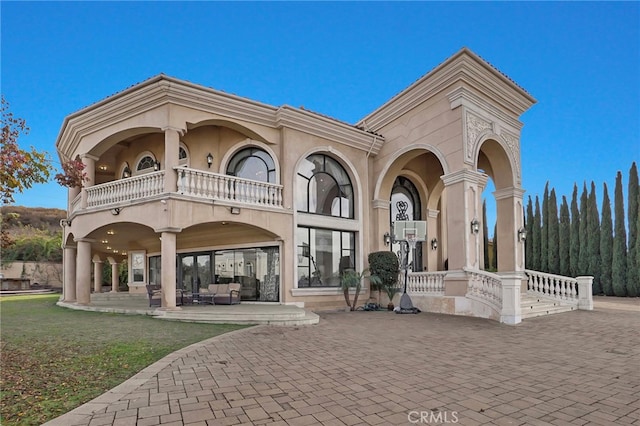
[57,75,382,159]
[371,199,390,210]
[441,169,487,186]
[499,130,522,184]
[358,48,536,131]
[493,187,526,201]
[464,110,492,164]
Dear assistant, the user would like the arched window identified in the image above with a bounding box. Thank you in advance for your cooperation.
[136,155,156,172]
[296,154,353,219]
[391,176,423,271]
[178,146,188,166]
[227,147,275,183]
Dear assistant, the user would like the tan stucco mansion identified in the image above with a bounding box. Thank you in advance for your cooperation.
[57,48,593,324]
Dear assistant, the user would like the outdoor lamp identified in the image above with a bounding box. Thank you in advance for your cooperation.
[470,218,480,234]
[207,153,214,168]
[123,166,132,178]
[153,161,160,171]
[383,232,391,246]
[518,227,527,242]
[431,238,438,250]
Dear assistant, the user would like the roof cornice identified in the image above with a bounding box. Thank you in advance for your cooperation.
[357,48,537,131]
[56,75,381,159]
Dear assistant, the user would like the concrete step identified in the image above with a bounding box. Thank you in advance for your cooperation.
[154,309,320,326]
[521,293,577,319]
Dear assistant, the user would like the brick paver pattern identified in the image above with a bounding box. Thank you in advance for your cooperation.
[66,306,639,425]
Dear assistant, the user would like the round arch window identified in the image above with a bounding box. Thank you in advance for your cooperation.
[226,147,276,183]
[296,154,353,219]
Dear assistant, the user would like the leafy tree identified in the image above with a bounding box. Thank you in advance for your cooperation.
[368,251,399,305]
[627,162,639,296]
[548,189,559,274]
[587,182,601,294]
[600,183,613,296]
[569,184,580,276]
[559,196,570,277]
[612,172,627,296]
[532,196,542,271]
[482,200,489,269]
[0,96,52,204]
[578,183,589,276]
[525,196,534,269]
[541,183,550,272]
[54,156,89,188]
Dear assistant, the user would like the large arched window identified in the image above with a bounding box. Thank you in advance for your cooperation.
[296,154,353,219]
[135,152,158,175]
[296,153,356,288]
[227,147,276,183]
[391,176,423,271]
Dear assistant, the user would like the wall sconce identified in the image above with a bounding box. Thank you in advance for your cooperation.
[230,206,241,215]
[153,161,160,171]
[383,232,391,246]
[111,208,121,215]
[430,238,438,250]
[123,166,132,178]
[470,218,480,234]
[518,227,527,242]
[60,219,71,227]
[207,153,213,168]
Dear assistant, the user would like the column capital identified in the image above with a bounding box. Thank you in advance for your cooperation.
[427,209,440,219]
[161,126,186,136]
[371,199,390,210]
[92,254,103,263]
[107,256,118,265]
[155,227,182,234]
[441,169,487,186]
[493,186,526,200]
[74,237,97,243]
[80,153,99,161]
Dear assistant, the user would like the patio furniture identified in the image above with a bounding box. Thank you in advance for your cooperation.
[208,283,241,305]
[146,285,191,307]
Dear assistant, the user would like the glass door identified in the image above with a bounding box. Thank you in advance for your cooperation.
[180,253,212,293]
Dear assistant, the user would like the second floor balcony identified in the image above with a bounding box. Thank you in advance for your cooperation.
[73,167,284,214]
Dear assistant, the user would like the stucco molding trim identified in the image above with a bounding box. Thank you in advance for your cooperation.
[493,187,526,201]
[154,227,183,234]
[463,109,493,166]
[441,169,487,187]
[371,199,390,210]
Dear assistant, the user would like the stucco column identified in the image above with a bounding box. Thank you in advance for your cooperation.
[107,257,119,292]
[63,245,76,302]
[79,154,98,209]
[159,229,179,309]
[441,170,488,271]
[92,255,103,293]
[75,239,92,305]
[499,273,522,325]
[163,127,182,194]
[371,199,391,253]
[68,185,81,212]
[427,209,440,271]
[493,187,526,273]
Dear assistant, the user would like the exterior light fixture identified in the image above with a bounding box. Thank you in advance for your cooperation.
[470,218,480,235]
[207,153,214,168]
[153,161,160,171]
[383,232,391,246]
[230,206,241,215]
[111,208,121,215]
[431,238,438,250]
[518,227,527,242]
[123,166,132,178]
[107,230,115,235]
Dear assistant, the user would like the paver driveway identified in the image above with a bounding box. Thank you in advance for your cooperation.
[47,303,639,426]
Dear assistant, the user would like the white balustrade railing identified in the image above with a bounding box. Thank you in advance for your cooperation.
[176,167,283,208]
[464,268,503,311]
[525,269,579,306]
[406,271,446,294]
[86,171,165,207]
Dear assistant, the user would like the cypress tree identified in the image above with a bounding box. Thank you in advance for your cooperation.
[600,183,613,296]
[578,183,589,276]
[612,171,627,296]
[483,200,489,270]
[492,222,498,270]
[548,189,560,274]
[587,182,601,294]
[559,196,571,277]
[532,196,542,271]
[541,183,550,272]
[627,162,639,296]
[525,196,534,270]
[570,184,580,277]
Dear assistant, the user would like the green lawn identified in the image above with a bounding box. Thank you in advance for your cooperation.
[0,294,248,425]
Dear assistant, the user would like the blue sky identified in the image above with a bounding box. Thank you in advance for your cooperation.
[2,1,639,222]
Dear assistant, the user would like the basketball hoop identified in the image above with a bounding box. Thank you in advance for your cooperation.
[406,232,417,250]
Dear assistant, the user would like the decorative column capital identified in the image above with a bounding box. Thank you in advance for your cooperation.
[161,126,186,137]
[371,199,389,210]
[441,169,487,186]
[493,186,526,201]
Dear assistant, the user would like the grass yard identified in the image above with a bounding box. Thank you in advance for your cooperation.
[0,294,248,425]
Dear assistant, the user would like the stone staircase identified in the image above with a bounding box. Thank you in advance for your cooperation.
[521,293,577,319]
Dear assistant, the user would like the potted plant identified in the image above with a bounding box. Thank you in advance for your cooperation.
[368,251,400,310]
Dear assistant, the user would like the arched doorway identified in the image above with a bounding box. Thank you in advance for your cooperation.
[390,176,423,271]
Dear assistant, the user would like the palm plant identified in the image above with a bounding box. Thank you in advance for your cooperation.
[340,268,370,311]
